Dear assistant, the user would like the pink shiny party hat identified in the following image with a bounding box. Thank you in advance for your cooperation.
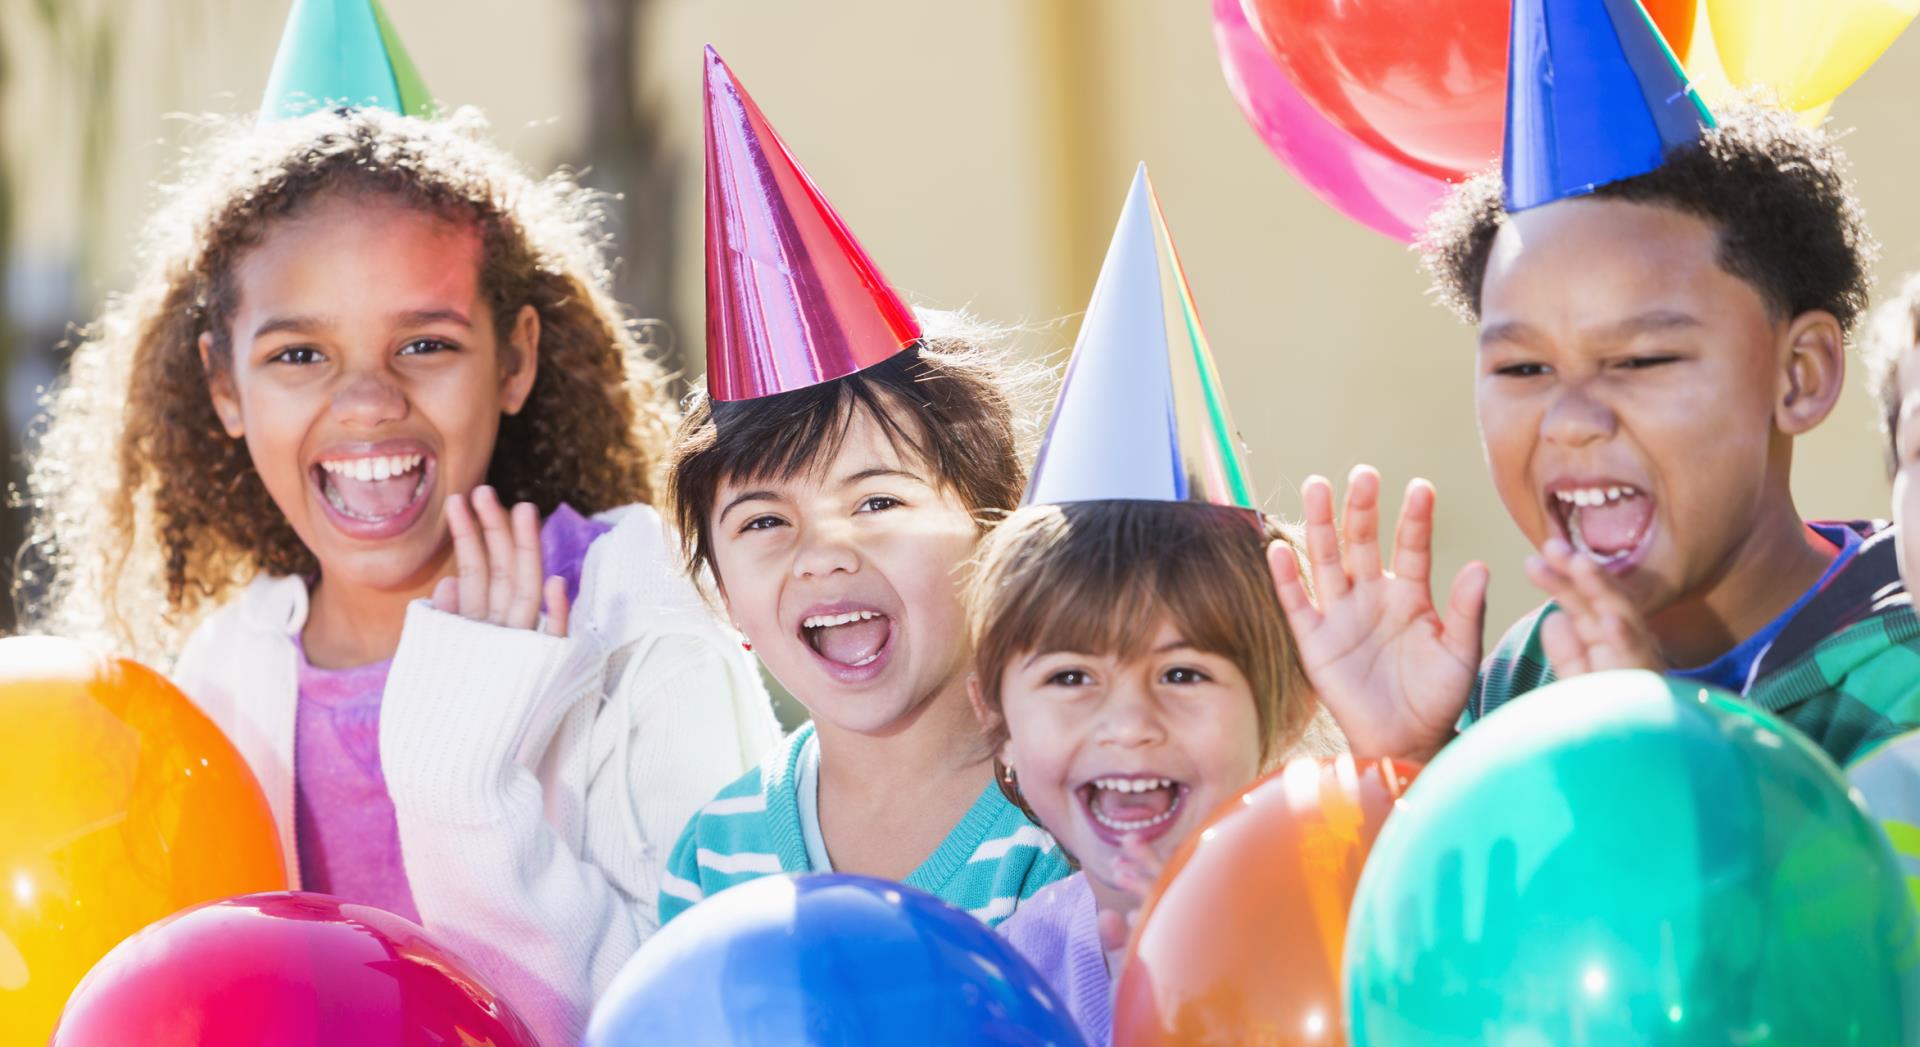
[703,45,920,401]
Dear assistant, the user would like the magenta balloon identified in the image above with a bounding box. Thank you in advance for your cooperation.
[1212,0,1453,243]
[52,893,539,1047]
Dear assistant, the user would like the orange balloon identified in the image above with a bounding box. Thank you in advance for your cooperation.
[1112,755,1417,1046]
[1642,0,1698,64]
[0,636,285,1042]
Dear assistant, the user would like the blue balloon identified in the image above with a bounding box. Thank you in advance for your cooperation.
[588,874,1088,1046]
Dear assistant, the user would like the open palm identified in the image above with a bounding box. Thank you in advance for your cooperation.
[1270,467,1487,762]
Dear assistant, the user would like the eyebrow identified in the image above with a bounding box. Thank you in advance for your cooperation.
[717,489,779,524]
[248,307,472,344]
[1017,639,1200,670]
[715,466,926,528]
[1480,310,1701,350]
[835,466,924,488]
[249,314,327,342]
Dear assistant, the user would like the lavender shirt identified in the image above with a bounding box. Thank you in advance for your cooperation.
[293,504,613,919]
[998,871,1113,1045]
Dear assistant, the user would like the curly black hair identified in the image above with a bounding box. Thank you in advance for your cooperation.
[1422,104,1876,335]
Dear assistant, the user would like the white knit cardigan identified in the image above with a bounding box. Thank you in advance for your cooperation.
[172,504,780,1046]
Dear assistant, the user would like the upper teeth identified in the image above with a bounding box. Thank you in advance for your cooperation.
[320,455,424,483]
[1555,485,1639,509]
[1092,777,1173,793]
[803,610,882,630]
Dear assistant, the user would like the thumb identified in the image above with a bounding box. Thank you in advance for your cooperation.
[1097,907,1131,954]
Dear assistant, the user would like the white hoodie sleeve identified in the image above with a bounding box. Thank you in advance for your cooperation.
[379,599,774,1047]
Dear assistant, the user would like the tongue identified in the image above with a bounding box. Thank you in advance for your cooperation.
[1094,785,1176,823]
[812,617,890,666]
[1574,494,1654,555]
[325,472,420,520]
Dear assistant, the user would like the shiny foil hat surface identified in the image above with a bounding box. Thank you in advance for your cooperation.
[1024,165,1258,513]
[703,45,921,402]
[1503,0,1714,211]
[260,0,432,122]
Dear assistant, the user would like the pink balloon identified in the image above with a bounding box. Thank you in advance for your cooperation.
[1212,0,1453,243]
[52,893,539,1047]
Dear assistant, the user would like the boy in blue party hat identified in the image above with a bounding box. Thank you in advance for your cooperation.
[1274,0,1920,828]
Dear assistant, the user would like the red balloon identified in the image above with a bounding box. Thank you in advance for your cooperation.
[1241,0,1700,181]
[52,893,538,1047]
[1213,0,1451,242]
[1112,755,1417,1046]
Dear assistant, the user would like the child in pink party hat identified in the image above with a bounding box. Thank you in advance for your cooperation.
[655,46,1070,928]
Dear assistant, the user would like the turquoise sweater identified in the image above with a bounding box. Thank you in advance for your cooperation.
[658,724,1070,926]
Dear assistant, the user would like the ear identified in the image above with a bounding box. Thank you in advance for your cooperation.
[199,331,245,439]
[966,672,1010,763]
[1775,309,1846,436]
[500,304,541,416]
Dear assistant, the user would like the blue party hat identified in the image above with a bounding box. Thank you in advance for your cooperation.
[1024,165,1256,512]
[1503,0,1714,211]
[260,0,432,122]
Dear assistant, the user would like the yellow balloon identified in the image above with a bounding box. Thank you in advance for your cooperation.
[1684,0,1833,127]
[1705,0,1919,111]
[0,636,285,1042]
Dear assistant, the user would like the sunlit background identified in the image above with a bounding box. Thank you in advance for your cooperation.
[2,0,1917,644]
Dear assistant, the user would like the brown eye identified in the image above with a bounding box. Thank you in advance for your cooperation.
[1162,666,1211,685]
[1045,669,1091,687]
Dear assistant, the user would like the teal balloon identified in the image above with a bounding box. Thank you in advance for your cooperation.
[1342,670,1920,1045]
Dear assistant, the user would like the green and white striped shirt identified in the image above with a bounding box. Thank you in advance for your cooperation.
[658,723,1070,926]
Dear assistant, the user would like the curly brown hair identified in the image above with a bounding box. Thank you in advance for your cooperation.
[1421,103,1876,335]
[18,107,675,662]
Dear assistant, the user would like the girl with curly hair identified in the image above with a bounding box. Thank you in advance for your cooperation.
[19,89,776,1047]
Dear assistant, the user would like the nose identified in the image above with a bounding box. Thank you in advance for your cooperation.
[329,363,409,429]
[791,518,860,579]
[1540,381,1616,449]
[1095,678,1167,750]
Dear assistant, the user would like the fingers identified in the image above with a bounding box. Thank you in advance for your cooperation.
[1441,560,1489,665]
[1389,478,1437,586]
[431,575,459,615]
[503,501,545,630]
[1341,465,1383,583]
[543,576,571,638]
[1097,909,1131,954]
[446,492,489,621]
[1268,540,1322,634]
[1300,475,1351,602]
[472,486,517,626]
[1540,609,1591,677]
[1527,539,1662,671]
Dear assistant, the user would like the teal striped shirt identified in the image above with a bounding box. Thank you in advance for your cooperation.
[658,723,1070,926]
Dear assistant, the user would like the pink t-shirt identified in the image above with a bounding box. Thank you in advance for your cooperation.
[292,505,613,918]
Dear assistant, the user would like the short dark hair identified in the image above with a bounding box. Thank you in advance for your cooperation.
[1423,104,1875,335]
[1863,275,1920,473]
[966,499,1330,766]
[666,320,1033,588]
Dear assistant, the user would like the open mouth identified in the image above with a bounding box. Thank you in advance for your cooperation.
[1549,482,1655,570]
[311,451,433,529]
[800,608,894,670]
[1078,775,1188,845]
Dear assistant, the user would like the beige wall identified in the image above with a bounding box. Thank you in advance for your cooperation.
[7,0,1919,633]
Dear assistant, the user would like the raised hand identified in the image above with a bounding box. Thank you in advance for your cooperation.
[432,485,569,637]
[1095,835,1165,969]
[1268,465,1487,762]
[1525,537,1664,676]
